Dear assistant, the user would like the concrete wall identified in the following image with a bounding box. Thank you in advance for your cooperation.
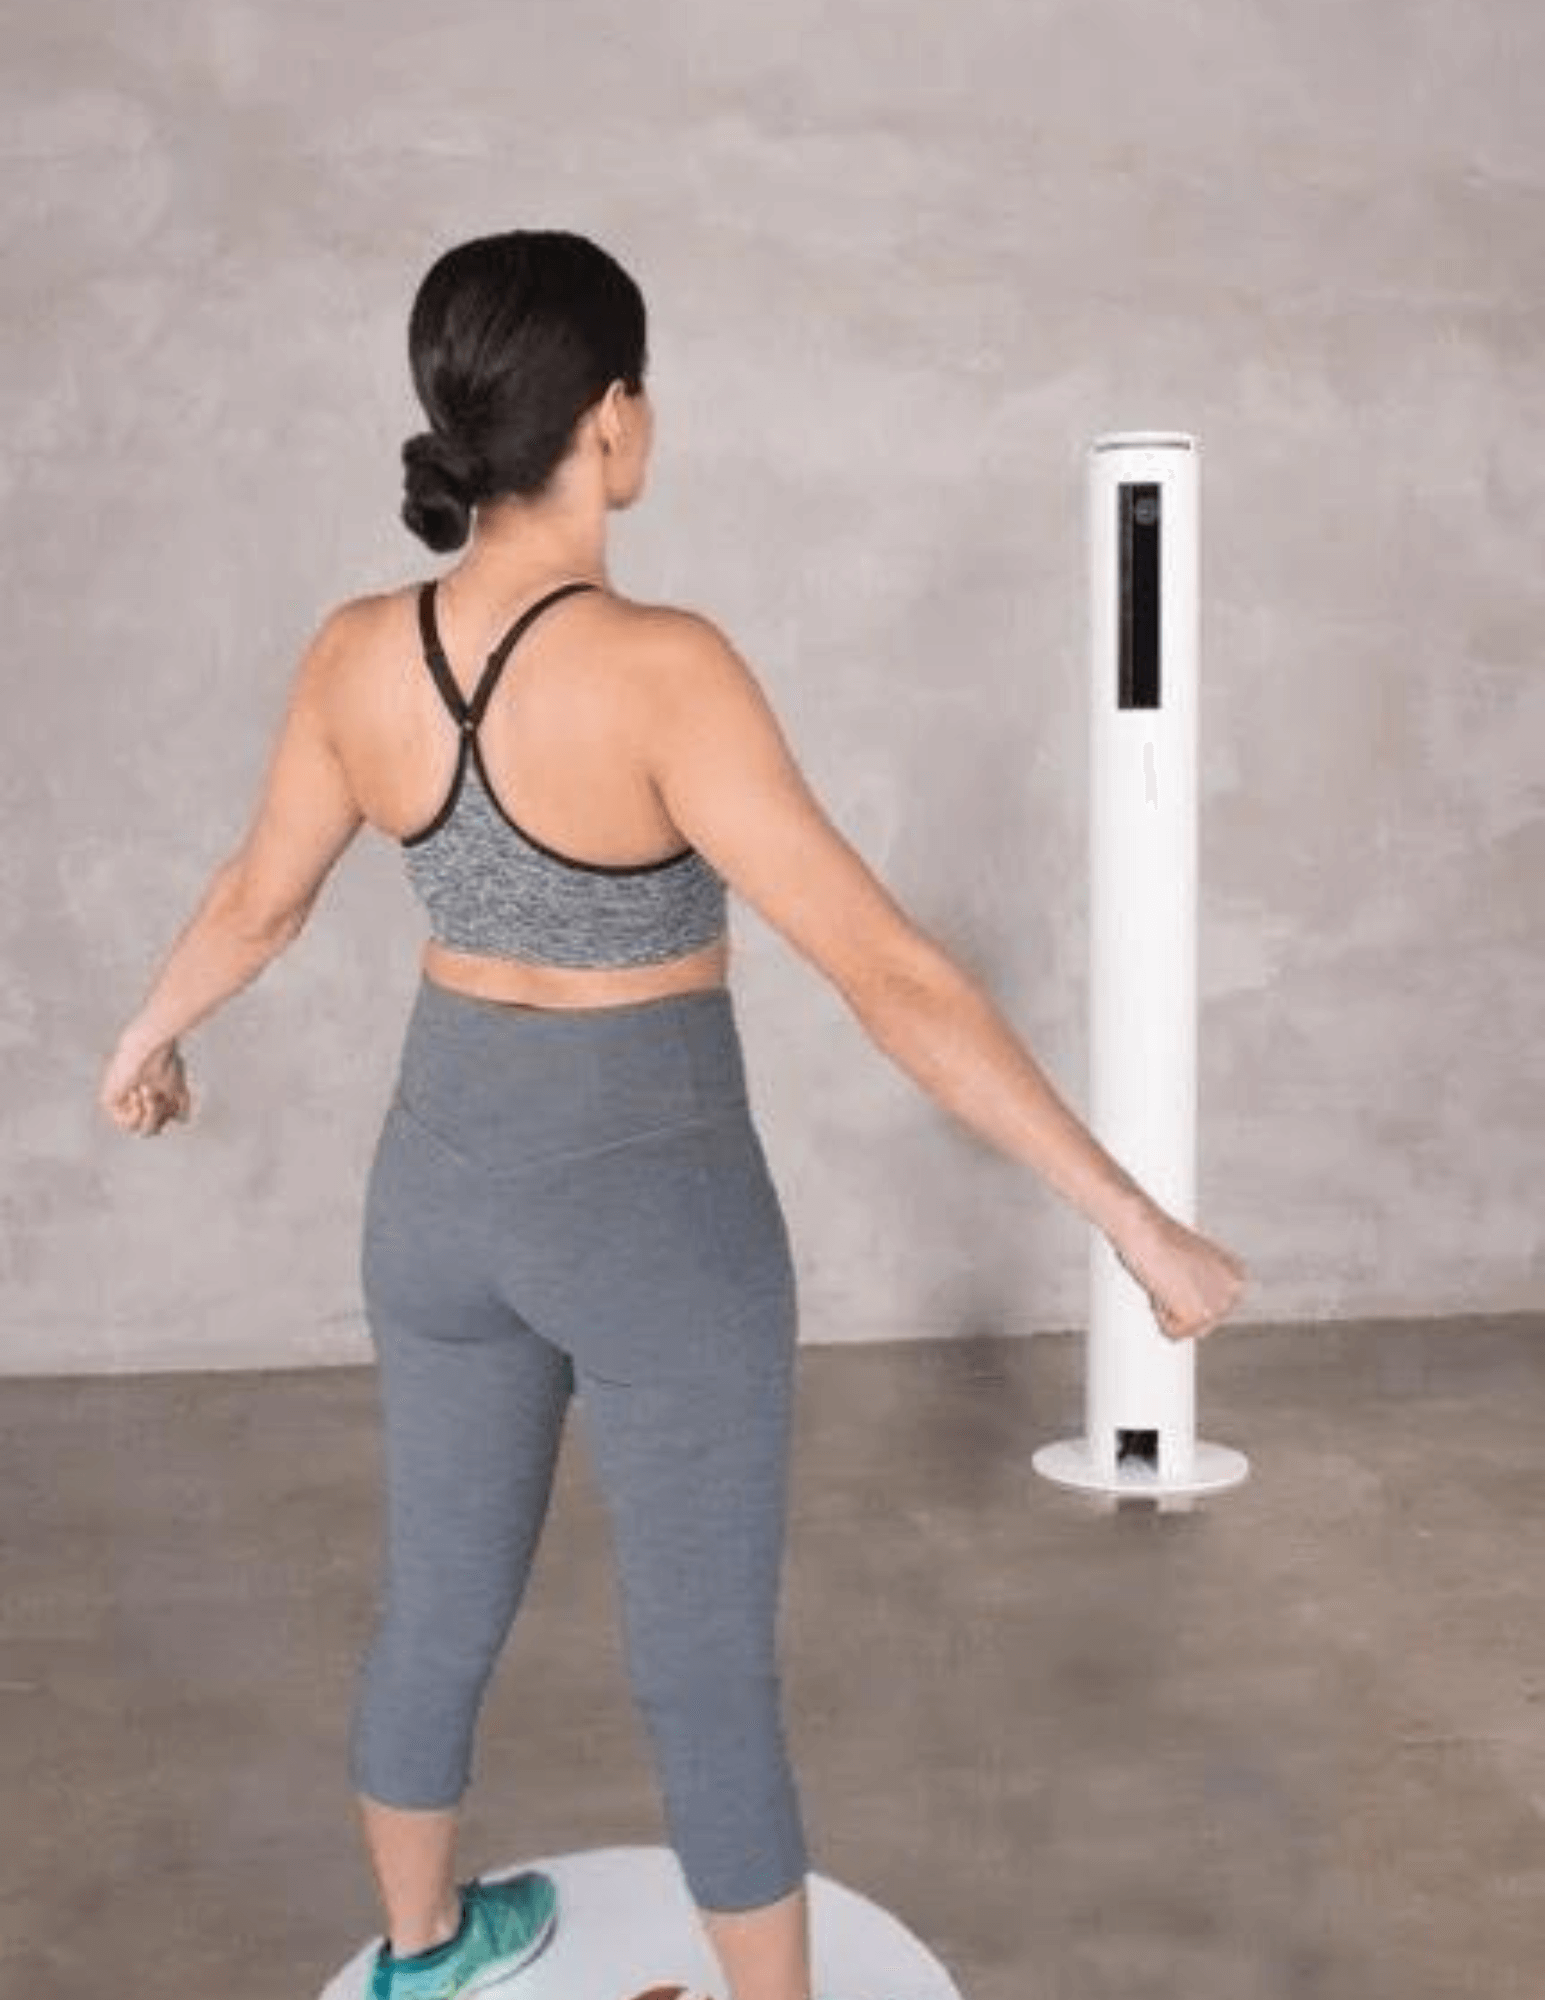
[3,1,1541,1374]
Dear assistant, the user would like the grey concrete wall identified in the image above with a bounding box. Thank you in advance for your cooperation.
[3,1,1541,1374]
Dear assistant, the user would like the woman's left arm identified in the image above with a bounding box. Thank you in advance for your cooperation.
[99,606,366,1137]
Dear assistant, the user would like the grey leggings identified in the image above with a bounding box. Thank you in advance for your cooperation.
[349,976,808,1913]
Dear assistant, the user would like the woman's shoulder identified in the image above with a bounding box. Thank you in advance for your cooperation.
[279,588,422,743]
[289,586,425,700]
[311,584,417,652]
[596,593,755,689]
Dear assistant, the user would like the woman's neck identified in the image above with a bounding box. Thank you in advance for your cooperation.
[455,480,609,601]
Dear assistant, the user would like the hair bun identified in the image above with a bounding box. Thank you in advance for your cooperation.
[401,430,488,552]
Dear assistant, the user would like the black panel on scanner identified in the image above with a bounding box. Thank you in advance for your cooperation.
[1118,483,1161,710]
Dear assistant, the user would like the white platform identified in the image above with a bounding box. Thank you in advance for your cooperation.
[319,1845,963,2000]
[1033,1436,1250,1499]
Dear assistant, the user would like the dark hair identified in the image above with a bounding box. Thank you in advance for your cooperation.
[400,230,648,552]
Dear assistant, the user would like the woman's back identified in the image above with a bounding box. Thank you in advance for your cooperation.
[324,580,693,870]
[316,575,734,1005]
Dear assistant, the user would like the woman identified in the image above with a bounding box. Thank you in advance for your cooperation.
[99,231,1247,2000]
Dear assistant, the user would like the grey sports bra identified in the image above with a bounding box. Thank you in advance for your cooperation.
[401,580,727,968]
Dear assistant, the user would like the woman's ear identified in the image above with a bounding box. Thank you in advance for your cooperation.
[595,379,630,456]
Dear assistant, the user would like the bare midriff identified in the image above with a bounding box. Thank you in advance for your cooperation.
[421,933,732,1010]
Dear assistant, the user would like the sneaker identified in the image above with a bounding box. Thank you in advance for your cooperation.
[369,1870,559,1998]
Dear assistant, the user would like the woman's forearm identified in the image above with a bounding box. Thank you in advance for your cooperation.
[852,945,1158,1248]
[114,859,298,1060]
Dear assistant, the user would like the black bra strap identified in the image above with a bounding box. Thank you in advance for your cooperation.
[417,580,599,732]
[416,583,470,724]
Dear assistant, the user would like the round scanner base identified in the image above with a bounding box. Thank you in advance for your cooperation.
[319,1845,963,2000]
[1033,1437,1250,1499]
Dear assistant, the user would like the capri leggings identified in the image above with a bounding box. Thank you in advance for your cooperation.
[348,975,808,1914]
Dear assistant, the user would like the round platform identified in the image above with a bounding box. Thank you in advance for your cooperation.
[1033,1437,1250,1498]
[319,1844,963,2000]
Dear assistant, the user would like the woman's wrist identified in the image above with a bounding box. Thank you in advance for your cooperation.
[114,1019,178,1071]
[1098,1184,1166,1253]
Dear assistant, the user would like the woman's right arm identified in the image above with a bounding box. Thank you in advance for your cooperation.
[642,609,1247,1343]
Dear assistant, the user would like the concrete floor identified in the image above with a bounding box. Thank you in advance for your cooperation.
[3,1314,1543,2000]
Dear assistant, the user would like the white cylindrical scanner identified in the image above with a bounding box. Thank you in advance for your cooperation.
[1033,433,1248,1499]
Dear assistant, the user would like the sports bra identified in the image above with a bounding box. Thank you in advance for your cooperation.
[401,579,728,968]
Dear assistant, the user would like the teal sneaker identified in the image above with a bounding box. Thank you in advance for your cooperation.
[368,1870,558,1998]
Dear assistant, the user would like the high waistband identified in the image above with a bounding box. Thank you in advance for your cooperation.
[391,976,750,1172]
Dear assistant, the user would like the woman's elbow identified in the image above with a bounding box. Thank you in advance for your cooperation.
[209,857,309,954]
[836,926,966,1039]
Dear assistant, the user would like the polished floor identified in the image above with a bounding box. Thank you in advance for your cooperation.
[3,1314,1543,2000]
